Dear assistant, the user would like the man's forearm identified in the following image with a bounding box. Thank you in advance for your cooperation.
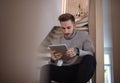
[74,47,94,56]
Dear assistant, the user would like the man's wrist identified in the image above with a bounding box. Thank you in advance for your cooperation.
[75,47,79,56]
[50,58,55,63]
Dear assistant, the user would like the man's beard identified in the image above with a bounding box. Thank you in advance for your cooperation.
[64,33,71,37]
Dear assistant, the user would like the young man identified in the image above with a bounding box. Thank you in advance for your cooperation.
[40,13,96,83]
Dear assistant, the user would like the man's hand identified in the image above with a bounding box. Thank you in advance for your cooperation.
[50,50,63,61]
[66,48,76,57]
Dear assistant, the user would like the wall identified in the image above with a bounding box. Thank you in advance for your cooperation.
[111,0,120,83]
[0,0,61,83]
[39,0,62,43]
[103,0,112,48]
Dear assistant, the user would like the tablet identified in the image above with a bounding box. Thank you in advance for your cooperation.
[48,44,67,54]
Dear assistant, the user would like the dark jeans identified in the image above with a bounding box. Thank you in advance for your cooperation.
[40,55,96,83]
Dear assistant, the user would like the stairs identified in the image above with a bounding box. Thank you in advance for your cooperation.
[39,26,63,53]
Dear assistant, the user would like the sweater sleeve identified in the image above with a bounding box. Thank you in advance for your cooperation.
[80,39,95,56]
[77,31,95,56]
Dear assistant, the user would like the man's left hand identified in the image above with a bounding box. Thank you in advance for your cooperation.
[66,48,76,57]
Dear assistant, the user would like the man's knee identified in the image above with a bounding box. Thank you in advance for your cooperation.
[41,64,51,72]
[82,55,96,67]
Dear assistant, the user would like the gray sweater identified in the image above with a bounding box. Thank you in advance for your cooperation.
[49,30,95,66]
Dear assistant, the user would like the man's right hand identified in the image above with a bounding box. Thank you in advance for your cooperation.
[50,50,62,61]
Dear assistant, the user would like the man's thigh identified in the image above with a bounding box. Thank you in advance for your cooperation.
[50,64,78,82]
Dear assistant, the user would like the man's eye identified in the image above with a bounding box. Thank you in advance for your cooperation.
[62,27,65,29]
[67,27,71,29]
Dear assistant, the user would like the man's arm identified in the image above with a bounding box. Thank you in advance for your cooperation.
[75,31,95,56]
[63,31,95,57]
[48,50,63,64]
[48,39,63,64]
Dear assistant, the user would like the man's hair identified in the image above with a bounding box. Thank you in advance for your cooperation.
[58,13,75,23]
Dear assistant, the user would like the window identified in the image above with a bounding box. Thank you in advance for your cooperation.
[104,48,113,83]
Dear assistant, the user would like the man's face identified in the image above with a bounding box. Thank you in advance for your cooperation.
[60,20,75,38]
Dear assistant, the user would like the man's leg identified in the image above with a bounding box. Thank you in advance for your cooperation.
[40,64,51,83]
[40,64,78,83]
[76,55,96,83]
[50,64,78,83]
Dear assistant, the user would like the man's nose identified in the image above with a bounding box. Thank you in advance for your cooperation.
[64,29,68,33]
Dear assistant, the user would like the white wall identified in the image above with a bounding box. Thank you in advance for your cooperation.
[39,0,62,43]
[0,0,61,83]
[103,0,112,48]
